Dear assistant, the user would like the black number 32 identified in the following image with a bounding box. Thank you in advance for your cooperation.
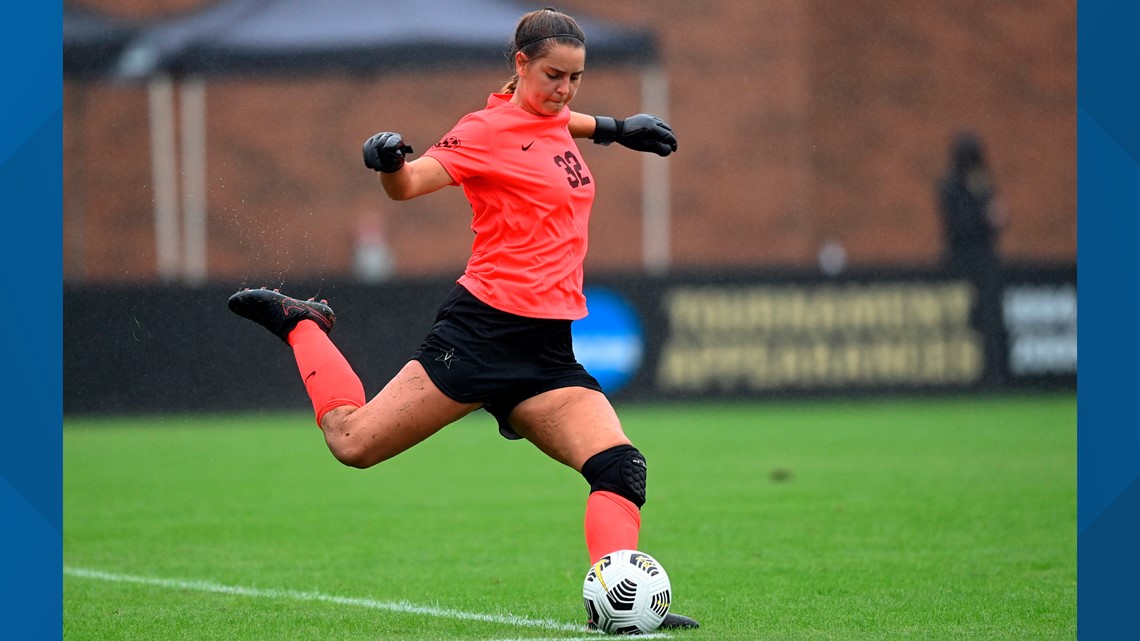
[553,151,591,188]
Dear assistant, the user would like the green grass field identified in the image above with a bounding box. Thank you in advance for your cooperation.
[63,394,1076,640]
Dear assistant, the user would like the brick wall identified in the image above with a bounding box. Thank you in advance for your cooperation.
[63,0,1075,283]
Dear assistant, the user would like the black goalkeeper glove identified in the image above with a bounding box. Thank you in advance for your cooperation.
[590,114,677,157]
[362,132,415,173]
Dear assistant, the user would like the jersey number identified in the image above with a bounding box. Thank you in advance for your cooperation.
[553,151,591,188]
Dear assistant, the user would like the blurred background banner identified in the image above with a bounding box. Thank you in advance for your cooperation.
[63,0,1076,408]
[64,265,1075,416]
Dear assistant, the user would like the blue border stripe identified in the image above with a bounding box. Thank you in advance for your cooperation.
[1077,0,1140,638]
[0,3,63,639]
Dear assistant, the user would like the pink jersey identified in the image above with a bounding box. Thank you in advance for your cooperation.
[423,93,595,320]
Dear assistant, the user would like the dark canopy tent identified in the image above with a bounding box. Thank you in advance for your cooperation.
[63,4,143,79]
[115,0,657,78]
[112,0,671,280]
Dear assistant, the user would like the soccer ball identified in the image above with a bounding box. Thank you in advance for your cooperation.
[582,549,672,634]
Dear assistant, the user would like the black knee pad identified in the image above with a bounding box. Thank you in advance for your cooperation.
[581,444,647,508]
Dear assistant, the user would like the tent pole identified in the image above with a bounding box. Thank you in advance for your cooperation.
[640,64,670,275]
[180,76,208,284]
[148,74,181,282]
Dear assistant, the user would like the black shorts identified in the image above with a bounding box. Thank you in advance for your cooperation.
[411,284,602,439]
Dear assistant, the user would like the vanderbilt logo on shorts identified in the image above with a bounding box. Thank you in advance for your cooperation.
[435,347,460,369]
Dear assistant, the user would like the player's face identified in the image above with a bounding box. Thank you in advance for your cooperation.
[513,44,585,116]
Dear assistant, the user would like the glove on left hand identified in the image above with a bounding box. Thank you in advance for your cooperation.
[591,114,677,157]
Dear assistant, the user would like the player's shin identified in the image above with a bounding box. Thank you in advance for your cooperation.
[584,490,641,563]
[580,444,648,562]
[287,320,366,425]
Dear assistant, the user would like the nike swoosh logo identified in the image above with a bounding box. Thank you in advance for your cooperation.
[279,300,332,330]
[521,141,534,151]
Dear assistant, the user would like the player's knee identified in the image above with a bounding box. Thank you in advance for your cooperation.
[321,406,378,467]
[326,437,375,469]
[321,418,380,469]
[580,444,647,508]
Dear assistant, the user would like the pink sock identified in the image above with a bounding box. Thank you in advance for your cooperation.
[287,320,366,425]
[584,491,641,563]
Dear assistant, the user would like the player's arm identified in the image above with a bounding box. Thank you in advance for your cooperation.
[379,157,452,201]
[571,112,678,157]
[362,132,453,201]
[569,111,599,138]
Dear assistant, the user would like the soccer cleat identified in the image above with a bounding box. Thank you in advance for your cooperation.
[227,287,335,342]
[659,612,701,629]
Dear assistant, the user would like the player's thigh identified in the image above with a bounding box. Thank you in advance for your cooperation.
[508,386,631,472]
[324,360,481,466]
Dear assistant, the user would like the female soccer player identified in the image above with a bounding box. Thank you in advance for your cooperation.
[228,8,696,631]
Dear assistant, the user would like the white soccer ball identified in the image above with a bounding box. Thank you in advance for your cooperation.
[582,549,672,634]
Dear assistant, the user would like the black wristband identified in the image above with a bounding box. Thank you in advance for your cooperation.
[590,116,623,145]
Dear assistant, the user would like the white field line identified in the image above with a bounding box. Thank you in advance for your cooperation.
[64,566,645,636]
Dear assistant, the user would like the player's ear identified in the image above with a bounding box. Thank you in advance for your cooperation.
[515,51,529,76]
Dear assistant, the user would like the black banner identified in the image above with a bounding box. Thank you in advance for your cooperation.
[63,264,1075,416]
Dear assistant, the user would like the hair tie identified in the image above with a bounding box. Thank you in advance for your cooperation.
[518,33,585,50]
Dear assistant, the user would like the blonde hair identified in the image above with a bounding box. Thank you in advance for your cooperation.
[500,8,585,93]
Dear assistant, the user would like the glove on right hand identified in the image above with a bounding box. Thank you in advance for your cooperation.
[363,132,415,173]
